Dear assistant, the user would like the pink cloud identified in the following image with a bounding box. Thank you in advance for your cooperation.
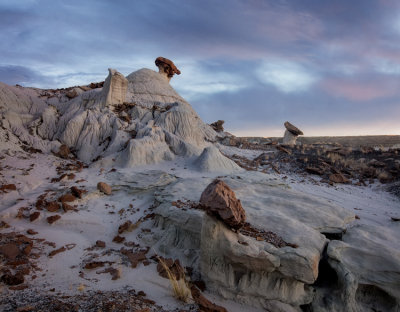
[321,78,398,101]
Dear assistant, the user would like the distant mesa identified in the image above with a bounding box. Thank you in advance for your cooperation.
[155,57,181,81]
[283,121,303,146]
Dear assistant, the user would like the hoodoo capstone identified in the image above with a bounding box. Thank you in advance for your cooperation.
[283,121,303,146]
[155,57,181,81]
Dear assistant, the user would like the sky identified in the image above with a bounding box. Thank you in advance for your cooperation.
[0,0,399,137]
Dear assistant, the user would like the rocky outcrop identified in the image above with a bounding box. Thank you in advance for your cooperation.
[199,179,246,229]
[152,172,355,310]
[313,224,400,311]
[155,57,181,81]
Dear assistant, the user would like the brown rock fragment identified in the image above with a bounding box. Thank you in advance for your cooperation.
[46,201,60,212]
[1,271,24,285]
[113,235,125,243]
[84,261,105,269]
[118,220,132,234]
[97,182,112,195]
[58,193,76,203]
[49,246,66,257]
[0,184,17,193]
[62,202,75,212]
[329,173,349,184]
[95,240,106,248]
[29,212,40,222]
[70,186,86,199]
[190,285,228,312]
[199,179,246,229]
[47,215,61,224]
[0,243,20,260]
[58,144,70,159]
[65,89,78,99]
[27,229,38,235]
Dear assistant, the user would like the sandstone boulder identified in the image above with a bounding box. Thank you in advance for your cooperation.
[97,182,112,195]
[199,179,245,229]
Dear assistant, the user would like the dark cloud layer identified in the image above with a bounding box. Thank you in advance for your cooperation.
[0,0,399,135]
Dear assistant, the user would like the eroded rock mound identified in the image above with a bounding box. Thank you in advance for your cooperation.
[199,179,246,229]
[0,63,240,173]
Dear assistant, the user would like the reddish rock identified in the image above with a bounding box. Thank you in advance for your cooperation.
[29,212,40,222]
[200,179,246,229]
[70,186,86,199]
[0,243,20,260]
[58,144,70,159]
[118,220,132,234]
[0,184,17,193]
[121,248,148,268]
[329,173,349,184]
[190,285,227,312]
[113,235,125,243]
[46,201,60,212]
[27,229,38,235]
[65,89,78,99]
[84,261,105,269]
[97,182,112,195]
[62,202,75,212]
[1,270,25,285]
[49,246,66,257]
[210,120,225,132]
[95,240,106,248]
[58,193,76,203]
[47,215,61,224]
[155,57,181,79]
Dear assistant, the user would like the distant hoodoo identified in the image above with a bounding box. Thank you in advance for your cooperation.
[155,57,181,81]
[283,121,303,146]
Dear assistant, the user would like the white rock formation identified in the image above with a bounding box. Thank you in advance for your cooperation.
[0,67,238,172]
[101,68,128,106]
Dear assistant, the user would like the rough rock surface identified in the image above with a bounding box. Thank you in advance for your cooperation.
[199,179,246,229]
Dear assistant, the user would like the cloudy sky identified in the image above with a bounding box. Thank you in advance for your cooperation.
[1,0,399,136]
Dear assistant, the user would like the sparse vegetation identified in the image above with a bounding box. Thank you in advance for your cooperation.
[156,256,192,303]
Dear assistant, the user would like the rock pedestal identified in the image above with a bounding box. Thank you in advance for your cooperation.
[282,121,303,146]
